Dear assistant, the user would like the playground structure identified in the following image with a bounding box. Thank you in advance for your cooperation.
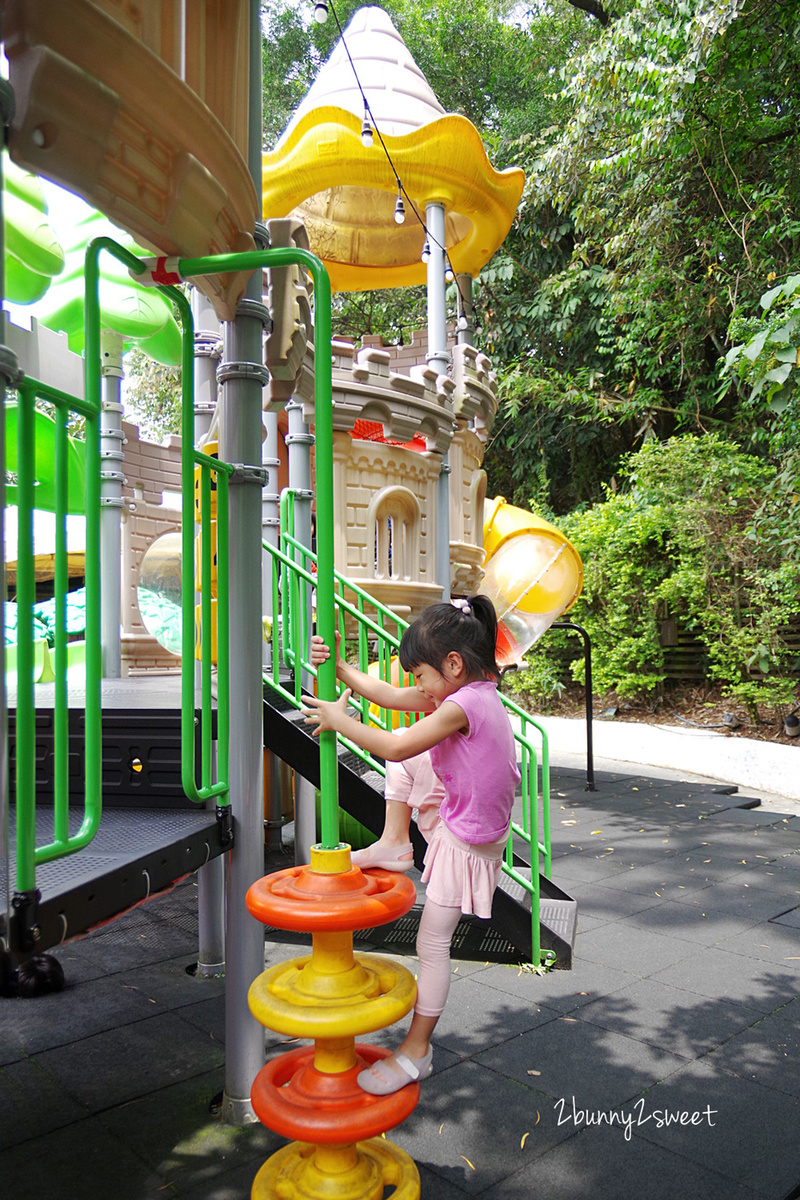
[1,4,581,1194]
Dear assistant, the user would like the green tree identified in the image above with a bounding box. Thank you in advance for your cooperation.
[542,435,798,708]
[482,0,800,506]
[123,348,182,443]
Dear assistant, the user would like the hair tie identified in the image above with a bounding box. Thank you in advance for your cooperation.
[451,597,472,617]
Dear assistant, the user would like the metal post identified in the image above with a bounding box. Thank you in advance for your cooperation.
[220,0,267,1125]
[192,287,222,419]
[191,287,226,978]
[0,77,15,975]
[286,398,314,690]
[285,397,316,863]
[552,621,596,792]
[100,331,125,678]
[256,221,280,681]
[262,402,285,857]
[456,273,475,346]
[294,775,317,867]
[426,201,451,600]
[262,413,280,671]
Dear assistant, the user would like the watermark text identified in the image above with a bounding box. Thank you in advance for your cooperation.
[554,1096,718,1142]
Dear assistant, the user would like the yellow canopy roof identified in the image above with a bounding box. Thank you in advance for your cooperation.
[262,7,524,292]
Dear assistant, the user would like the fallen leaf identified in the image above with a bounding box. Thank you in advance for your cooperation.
[590,830,602,835]
[439,1124,444,1134]
[527,1069,541,1076]
[521,1132,529,1149]
[461,1156,475,1171]
[535,1111,541,1125]
[562,819,577,826]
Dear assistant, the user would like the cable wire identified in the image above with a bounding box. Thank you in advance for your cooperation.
[325,0,465,307]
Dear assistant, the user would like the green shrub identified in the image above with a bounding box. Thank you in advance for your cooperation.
[517,433,799,704]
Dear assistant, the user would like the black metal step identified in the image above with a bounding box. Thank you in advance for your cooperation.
[5,679,226,958]
[4,805,226,958]
[494,868,578,968]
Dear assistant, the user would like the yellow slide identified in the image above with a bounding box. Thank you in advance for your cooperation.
[481,497,583,667]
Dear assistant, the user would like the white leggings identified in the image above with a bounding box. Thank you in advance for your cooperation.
[413,896,463,1019]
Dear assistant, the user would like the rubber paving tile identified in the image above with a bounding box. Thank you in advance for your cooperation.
[2,761,799,1200]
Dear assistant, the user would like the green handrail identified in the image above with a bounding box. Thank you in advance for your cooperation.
[262,489,552,962]
[86,237,233,811]
[14,372,102,888]
[136,248,339,847]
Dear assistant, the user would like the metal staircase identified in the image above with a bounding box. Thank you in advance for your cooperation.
[262,667,577,969]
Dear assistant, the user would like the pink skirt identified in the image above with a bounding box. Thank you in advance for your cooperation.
[420,820,509,919]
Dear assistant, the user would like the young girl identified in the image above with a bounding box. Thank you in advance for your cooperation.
[303,595,520,1096]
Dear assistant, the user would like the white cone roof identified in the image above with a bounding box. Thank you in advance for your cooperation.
[279,6,445,142]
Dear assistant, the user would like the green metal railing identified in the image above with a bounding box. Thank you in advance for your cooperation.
[11,238,238,939]
[11,242,334,930]
[263,489,552,963]
[87,238,232,810]
[12,374,102,902]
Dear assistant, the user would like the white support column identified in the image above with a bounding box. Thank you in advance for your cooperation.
[262,403,280,672]
[426,201,451,600]
[100,331,125,678]
[220,0,267,1127]
[456,273,475,347]
[191,286,226,980]
[285,396,316,863]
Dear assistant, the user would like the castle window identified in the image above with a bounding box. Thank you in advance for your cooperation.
[367,487,420,582]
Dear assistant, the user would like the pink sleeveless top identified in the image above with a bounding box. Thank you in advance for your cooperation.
[429,680,520,844]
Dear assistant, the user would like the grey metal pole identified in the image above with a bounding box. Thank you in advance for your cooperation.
[456,273,475,346]
[294,775,317,867]
[262,407,280,671]
[256,222,286,859]
[192,287,222,419]
[284,397,316,863]
[285,397,314,690]
[426,202,451,600]
[191,286,226,978]
[220,0,267,1126]
[262,400,282,856]
[0,76,17,967]
[100,331,125,678]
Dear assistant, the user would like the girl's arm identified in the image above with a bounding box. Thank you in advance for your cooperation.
[310,633,435,714]
[302,689,466,760]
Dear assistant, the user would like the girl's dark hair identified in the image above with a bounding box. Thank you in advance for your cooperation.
[398,594,500,682]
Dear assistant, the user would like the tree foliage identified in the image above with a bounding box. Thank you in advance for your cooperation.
[259,3,800,708]
[515,435,798,710]
[482,0,800,507]
[123,348,182,444]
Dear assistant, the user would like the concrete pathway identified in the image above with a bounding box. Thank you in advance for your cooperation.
[1,757,799,1198]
